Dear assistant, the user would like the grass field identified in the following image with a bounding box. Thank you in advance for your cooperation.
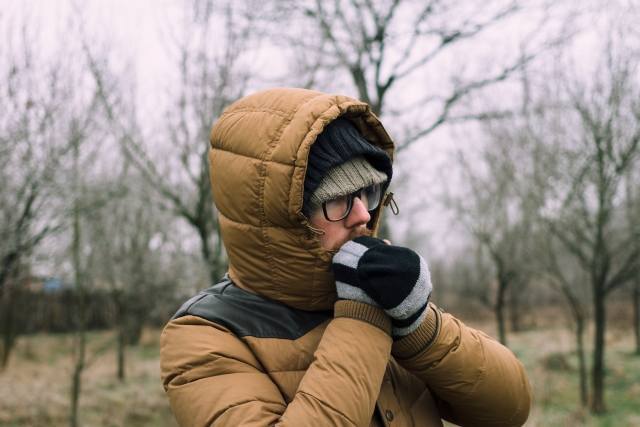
[1,322,639,426]
[0,329,176,427]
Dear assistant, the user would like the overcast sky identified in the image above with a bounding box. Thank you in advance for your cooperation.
[2,0,637,260]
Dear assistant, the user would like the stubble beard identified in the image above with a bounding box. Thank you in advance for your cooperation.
[331,227,372,251]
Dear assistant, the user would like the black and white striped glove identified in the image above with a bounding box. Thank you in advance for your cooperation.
[332,236,432,340]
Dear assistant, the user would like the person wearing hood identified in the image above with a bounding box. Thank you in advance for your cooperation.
[160,88,531,427]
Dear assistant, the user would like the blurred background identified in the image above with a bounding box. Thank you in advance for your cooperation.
[0,0,639,426]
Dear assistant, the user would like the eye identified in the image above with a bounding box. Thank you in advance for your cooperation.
[324,194,350,220]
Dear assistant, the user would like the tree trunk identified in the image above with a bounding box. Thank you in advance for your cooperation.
[0,252,19,295]
[125,316,144,346]
[1,287,18,369]
[70,236,86,426]
[591,291,606,414]
[117,326,125,380]
[560,279,588,407]
[1,316,17,369]
[634,276,640,356]
[509,283,521,333]
[0,261,23,370]
[116,291,125,380]
[70,341,84,427]
[70,143,85,427]
[576,314,588,406]
[495,279,508,346]
[198,222,225,287]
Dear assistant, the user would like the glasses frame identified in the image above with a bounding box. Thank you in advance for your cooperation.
[321,183,382,222]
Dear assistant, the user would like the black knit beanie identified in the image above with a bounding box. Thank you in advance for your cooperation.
[303,118,393,217]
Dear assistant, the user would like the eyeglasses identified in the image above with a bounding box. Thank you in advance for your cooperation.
[321,183,382,222]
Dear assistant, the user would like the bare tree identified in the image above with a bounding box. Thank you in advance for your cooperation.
[0,29,71,368]
[274,0,574,148]
[514,88,592,405]
[60,60,104,427]
[69,120,87,427]
[550,58,640,413]
[535,32,640,413]
[536,232,590,406]
[87,0,257,286]
[469,13,640,407]
[444,124,536,345]
[84,173,185,380]
[473,46,598,407]
[269,0,576,241]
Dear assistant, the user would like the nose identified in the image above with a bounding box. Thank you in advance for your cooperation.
[344,196,371,227]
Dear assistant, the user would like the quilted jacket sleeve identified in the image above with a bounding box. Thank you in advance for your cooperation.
[391,304,532,427]
[160,313,392,427]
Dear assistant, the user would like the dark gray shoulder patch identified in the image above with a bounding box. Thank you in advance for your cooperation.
[171,275,333,340]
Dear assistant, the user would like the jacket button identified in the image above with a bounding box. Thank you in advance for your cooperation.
[385,410,394,421]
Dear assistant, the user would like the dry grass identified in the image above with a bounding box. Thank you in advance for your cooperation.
[0,329,176,427]
[1,322,639,427]
[506,326,640,427]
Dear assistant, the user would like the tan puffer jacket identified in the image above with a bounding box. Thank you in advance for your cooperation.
[160,88,531,427]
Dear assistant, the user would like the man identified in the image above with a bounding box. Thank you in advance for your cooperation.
[160,88,531,427]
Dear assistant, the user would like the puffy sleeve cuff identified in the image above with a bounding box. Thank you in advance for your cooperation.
[334,300,392,335]
[391,303,440,359]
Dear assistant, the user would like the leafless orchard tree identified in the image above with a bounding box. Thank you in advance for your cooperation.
[449,5,640,408]
[56,54,106,427]
[519,99,592,404]
[87,0,258,286]
[475,66,594,405]
[69,115,91,427]
[280,0,582,144]
[535,231,590,406]
[269,0,576,240]
[278,0,516,129]
[0,41,104,427]
[0,30,73,368]
[533,30,640,413]
[81,168,195,380]
[448,69,591,405]
[444,122,537,346]
[0,11,127,425]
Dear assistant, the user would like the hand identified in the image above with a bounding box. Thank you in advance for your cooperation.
[332,236,432,339]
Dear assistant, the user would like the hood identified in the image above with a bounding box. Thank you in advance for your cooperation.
[209,88,395,311]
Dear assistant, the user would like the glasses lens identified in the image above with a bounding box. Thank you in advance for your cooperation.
[324,193,351,220]
[322,183,383,221]
[363,183,381,212]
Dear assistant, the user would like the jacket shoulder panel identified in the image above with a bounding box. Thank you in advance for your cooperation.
[171,275,333,339]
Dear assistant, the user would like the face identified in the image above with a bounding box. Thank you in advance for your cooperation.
[309,196,372,251]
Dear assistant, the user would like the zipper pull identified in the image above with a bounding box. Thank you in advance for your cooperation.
[382,192,399,215]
